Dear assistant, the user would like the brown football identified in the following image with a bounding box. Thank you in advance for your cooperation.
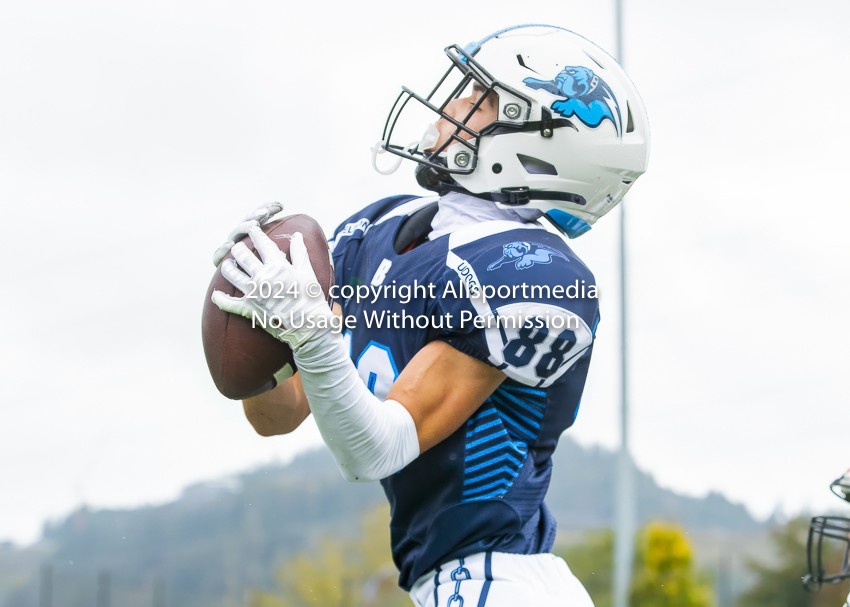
[201,214,334,400]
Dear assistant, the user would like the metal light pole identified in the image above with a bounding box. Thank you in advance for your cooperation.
[96,570,111,607]
[612,1,636,606]
[39,563,53,607]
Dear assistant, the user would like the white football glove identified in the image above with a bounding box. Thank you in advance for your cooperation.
[212,202,283,267]
[214,229,419,483]
[211,225,336,351]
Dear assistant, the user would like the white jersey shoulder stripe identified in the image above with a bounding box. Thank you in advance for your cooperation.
[448,219,545,250]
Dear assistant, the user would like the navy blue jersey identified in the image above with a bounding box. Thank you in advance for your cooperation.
[329,195,599,590]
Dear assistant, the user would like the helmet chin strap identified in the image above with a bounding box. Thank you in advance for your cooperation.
[414,165,490,201]
[414,160,457,194]
[412,150,490,198]
[413,154,591,239]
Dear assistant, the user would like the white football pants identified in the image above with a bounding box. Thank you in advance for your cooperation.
[409,552,595,607]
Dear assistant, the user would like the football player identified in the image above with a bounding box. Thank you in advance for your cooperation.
[211,25,649,606]
[804,469,850,606]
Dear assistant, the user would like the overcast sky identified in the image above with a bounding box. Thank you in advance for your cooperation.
[1,0,848,545]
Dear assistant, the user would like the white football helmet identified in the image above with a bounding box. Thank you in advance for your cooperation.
[375,24,650,238]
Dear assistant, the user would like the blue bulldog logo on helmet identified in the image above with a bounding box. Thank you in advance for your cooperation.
[523,66,621,136]
[487,242,569,271]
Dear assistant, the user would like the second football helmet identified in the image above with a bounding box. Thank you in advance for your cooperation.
[804,470,850,593]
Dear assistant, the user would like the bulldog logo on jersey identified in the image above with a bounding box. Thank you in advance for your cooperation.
[487,241,569,271]
[523,66,621,136]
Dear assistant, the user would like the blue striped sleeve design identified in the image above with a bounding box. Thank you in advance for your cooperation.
[461,382,548,503]
[461,400,528,502]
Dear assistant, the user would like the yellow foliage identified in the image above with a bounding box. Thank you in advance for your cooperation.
[630,521,714,607]
[253,504,410,607]
[642,522,692,573]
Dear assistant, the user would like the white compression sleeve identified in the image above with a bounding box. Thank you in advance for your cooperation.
[292,331,421,482]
